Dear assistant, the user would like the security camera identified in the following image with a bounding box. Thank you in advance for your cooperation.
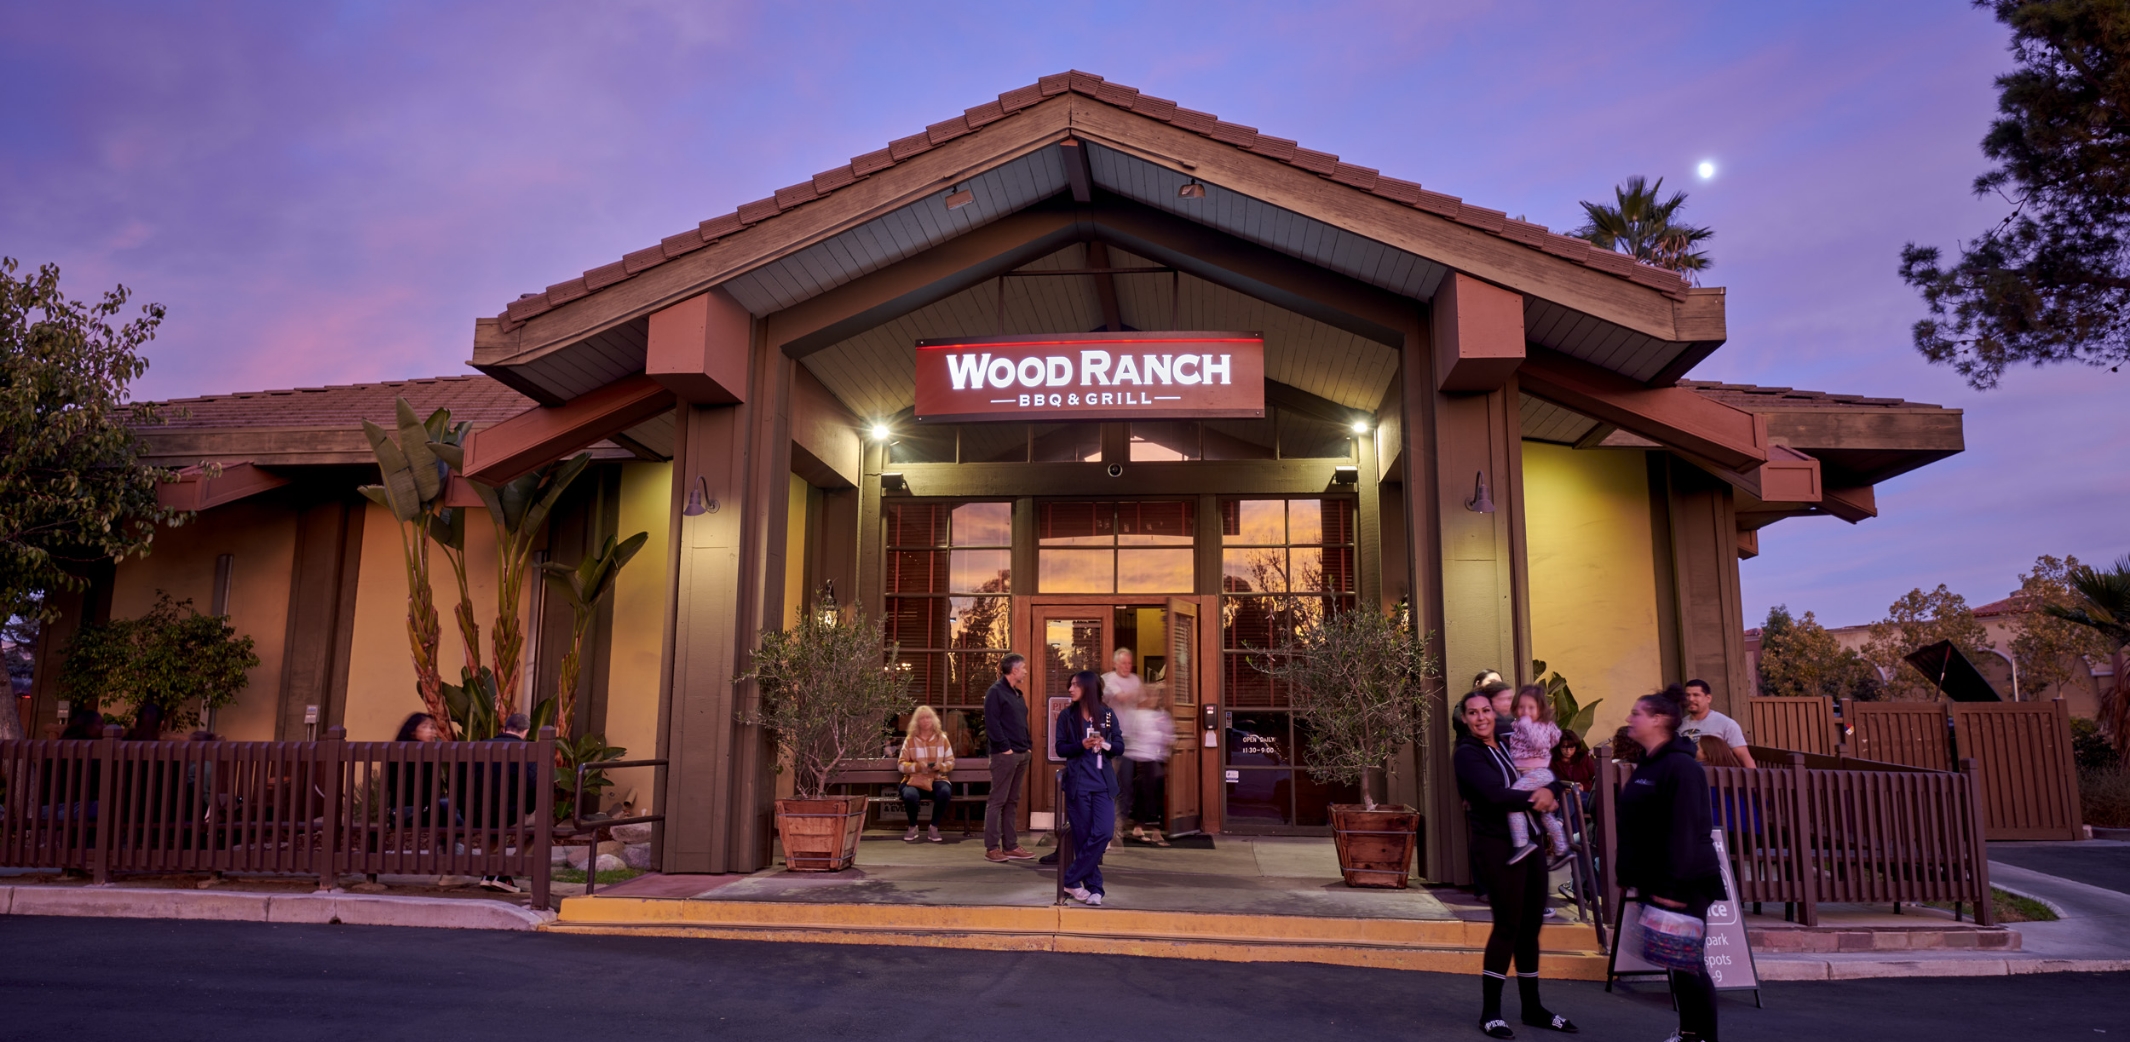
[1106,463,1123,478]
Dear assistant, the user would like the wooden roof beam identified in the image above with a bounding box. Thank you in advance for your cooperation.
[461,374,675,485]
[1432,272,1523,392]
[157,461,291,513]
[1518,346,1767,471]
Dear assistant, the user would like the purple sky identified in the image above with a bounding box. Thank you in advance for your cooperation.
[4,1,2123,627]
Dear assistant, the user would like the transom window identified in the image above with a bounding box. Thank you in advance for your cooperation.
[1037,500,1196,594]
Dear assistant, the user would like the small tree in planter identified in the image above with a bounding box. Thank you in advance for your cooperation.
[738,596,912,870]
[1259,602,1438,888]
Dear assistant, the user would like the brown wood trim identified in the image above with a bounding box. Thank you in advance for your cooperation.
[1083,240,1124,332]
[158,462,292,513]
[1065,97,1689,340]
[1646,288,1729,386]
[790,364,861,488]
[479,98,1076,369]
[278,496,360,740]
[1519,346,1768,471]
[647,288,752,404]
[462,375,677,484]
[1431,272,1524,393]
[880,459,1356,498]
[323,498,365,732]
[1821,484,1878,523]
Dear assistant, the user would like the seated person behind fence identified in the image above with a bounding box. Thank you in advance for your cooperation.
[387,712,444,826]
[480,712,533,894]
[1696,736,1743,769]
[1551,728,1596,792]
[1504,686,1571,866]
[1676,678,1756,768]
[1607,725,1645,773]
[898,705,955,843]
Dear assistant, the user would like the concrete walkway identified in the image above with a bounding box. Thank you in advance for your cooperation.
[0,883,554,930]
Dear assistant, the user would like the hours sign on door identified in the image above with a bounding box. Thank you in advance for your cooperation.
[914,332,1265,423]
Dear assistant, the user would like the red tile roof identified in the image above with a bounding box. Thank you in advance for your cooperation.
[1679,381,1950,411]
[141,375,536,430]
[495,70,1693,330]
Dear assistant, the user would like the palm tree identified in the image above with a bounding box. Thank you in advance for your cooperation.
[2044,556,2130,760]
[1575,175,1714,279]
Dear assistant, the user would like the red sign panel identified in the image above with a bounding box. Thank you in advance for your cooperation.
[913,332,1265,423]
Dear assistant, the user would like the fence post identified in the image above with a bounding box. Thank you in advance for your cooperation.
[318,726,345,892]
[1788,750,1818,927]
[532,727,555,911]
[1595,745,1620,924]
[92,724,121,885]
[1960,756,1996,927]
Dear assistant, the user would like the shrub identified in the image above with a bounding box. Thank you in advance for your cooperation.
[2072,716,2120,773]
[2079,767,2130,829]
[59,592,257,732]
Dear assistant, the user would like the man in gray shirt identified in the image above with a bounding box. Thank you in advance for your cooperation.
[1676,678,1756,768]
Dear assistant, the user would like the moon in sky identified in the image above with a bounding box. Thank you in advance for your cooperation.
[1697,160,1717,179]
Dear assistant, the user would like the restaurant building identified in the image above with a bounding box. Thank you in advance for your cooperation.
[31,72,1964,882]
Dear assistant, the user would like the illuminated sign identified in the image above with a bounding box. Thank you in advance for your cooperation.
[913,332,1265,423]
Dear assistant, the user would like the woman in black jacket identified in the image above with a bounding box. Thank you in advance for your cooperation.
[1454,690,1577,1038]
[1616,692,1727,1042]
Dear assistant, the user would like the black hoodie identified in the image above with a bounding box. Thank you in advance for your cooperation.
[1613,735,1727,907]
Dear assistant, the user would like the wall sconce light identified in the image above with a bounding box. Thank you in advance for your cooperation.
[1349,419,1371,435]
[1465,470,1495,514]
[943,184,975,210]
[815,579,839,628]
[1332,465,1359,485]
[682,474,717,516]
[870,422,892,441]
[880,472,908,492]
[1177,178,1207,199]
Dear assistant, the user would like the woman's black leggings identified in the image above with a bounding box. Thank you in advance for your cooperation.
[1670,897,1718,1040]
[1471,833,1547,975]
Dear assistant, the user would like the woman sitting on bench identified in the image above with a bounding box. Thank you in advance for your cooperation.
[898,706,956,843]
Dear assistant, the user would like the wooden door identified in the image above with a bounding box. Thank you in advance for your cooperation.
[1164,597,1203,835]
[1028,607,1110,824]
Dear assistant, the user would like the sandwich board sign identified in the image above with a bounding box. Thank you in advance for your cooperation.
[1607,829,1762,1007]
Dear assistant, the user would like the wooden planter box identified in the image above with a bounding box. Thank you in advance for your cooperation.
[776,795,867,872]
[1330,804,1421,889]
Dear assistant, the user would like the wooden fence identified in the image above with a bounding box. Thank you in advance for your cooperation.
[1746,696,1839,755]
[0,727,557,907]
[1843,699,2082,841]
[1596,746,1994,927]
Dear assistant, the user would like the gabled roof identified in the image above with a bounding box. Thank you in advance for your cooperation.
[1679,381,1951,412]
[489,70,1693,334]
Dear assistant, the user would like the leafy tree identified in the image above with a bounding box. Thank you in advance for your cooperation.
[0,258,179,627]
[1258,605,1439,809]
[58,592,258,732]
[738,598,914,799]
[1863,586,1992,701]
[1899,1,2130,388]
[1757,605,1885,702]
[2044,555,2130,757]
[1575,175,1714,278]
[2009,554,2116,697]
[358,400,457,735]
[540,531,648,739]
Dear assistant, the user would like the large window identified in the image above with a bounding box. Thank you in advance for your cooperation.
[1218,497,1359,829]
[883,502,1012,713]
[1037,500,1196,594]
[1129,410,1357,462]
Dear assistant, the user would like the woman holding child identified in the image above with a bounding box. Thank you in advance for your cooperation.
[1455,690,1579,1039]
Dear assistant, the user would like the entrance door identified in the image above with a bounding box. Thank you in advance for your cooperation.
[1028,606,1110,825]
[1163,597,1203,835]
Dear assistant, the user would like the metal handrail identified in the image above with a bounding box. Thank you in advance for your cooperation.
[558,756,666,897]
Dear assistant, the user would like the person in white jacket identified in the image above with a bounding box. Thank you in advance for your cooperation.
[1118,675,1174,845]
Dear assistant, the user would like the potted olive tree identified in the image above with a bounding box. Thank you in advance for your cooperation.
[1260,603,1438,888]
[739,598,912,871]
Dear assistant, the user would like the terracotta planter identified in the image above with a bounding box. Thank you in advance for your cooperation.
[1330,803,1421,889]
[776,795,867,871]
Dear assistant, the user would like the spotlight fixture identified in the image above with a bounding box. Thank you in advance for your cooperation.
[880,472,908,492]
[943,184,974,210]
[1332,465,1359,485]
[870,422,892,441]
[682,474,716,517]
[1349,419,1371,435]
[1464,470,1495,514]
[1177,178,1207,199]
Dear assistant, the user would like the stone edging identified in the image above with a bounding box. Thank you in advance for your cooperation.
[1756,953,2130,981]
[0,885,554,931]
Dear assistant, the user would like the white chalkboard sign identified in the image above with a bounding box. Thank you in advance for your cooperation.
[1609,829,1761,1002]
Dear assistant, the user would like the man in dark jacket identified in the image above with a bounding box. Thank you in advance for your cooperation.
[982,655,1036,862]
[479,713,534,894]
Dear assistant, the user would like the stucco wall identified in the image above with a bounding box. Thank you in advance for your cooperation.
[107,499,298,740]
[1522,442,1664,744]
[602,462,672,812]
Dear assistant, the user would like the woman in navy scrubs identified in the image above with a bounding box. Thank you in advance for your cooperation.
[1055,669,1124,906]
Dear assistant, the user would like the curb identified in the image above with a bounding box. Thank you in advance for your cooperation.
[0,885,554,931]
[1756,953,2130,980]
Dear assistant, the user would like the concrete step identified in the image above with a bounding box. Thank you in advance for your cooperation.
[547,895,1610,978]
[1747,923,2020,953]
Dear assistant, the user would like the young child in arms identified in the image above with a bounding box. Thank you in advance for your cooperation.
[1505,686,1571,865]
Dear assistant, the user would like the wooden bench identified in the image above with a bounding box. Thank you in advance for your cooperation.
[826,757,993,835]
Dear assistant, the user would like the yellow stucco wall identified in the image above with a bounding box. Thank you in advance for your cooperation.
[1522,442,1663,744]
[785,473,808,629]
[107,501,297,740]
[602,462,672,812]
